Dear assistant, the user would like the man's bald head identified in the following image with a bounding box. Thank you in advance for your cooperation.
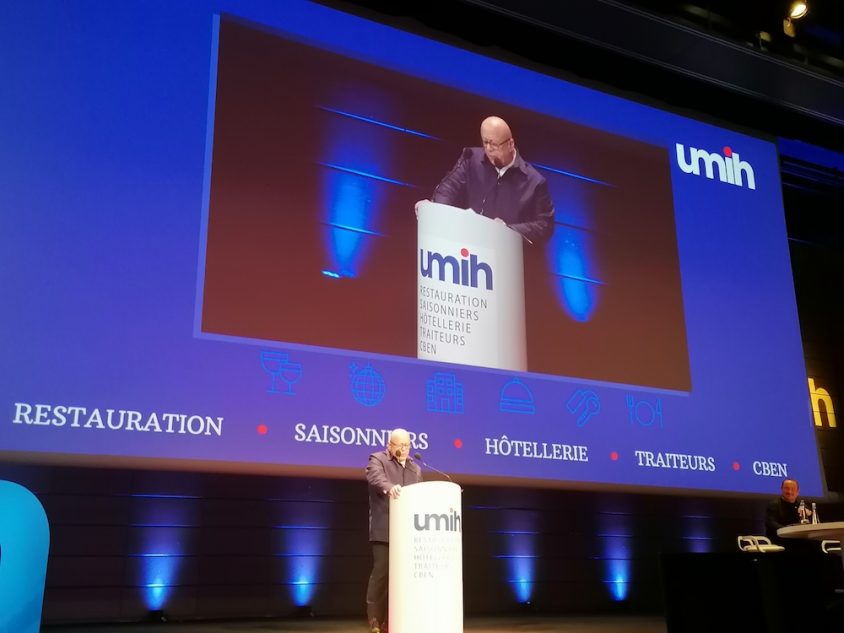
[481,116,512,139]
[480,116,515,167]
[388,428,411,460]
[390,428,410,445]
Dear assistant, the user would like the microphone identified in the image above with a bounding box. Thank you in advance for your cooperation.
[518,231,534,246]
[432,147,472,203]
[414,453,452,482]
[480,173,500,217]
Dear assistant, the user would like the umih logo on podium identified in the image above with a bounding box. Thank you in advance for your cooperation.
[416,201,526,371]
[413,508,463,532]
[420,247,494,290]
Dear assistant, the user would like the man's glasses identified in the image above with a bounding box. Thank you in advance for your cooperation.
[390,442,411,449]
[482,137,511,150]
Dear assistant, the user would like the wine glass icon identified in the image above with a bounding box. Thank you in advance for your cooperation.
[278,357,303,395]
[260,351,302,395]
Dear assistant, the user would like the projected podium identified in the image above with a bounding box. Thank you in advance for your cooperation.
[389,481,463,633]
[417,201,526,371]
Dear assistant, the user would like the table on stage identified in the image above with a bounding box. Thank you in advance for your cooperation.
[778,521,844,569]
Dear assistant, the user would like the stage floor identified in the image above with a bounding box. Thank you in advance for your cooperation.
[43,615,667,633]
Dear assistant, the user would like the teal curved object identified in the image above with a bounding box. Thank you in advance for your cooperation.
[0,480,50,633]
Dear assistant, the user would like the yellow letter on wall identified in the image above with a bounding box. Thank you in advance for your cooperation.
[809,378,837,428]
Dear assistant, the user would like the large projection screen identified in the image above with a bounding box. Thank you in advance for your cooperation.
[0,0,822,497]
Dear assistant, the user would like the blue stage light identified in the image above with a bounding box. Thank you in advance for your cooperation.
[606,564,629,602]
[319,104,420,281]
[133,495,197,613]
[140,549,181,610]
[321,171,377,279]
[509,558,535,604]
[290,574,315,606]
[597,513,633,602]
[276,525,327,607]
[548,226,604,322]
[143,564,174,611]
[495,524,538,604]
[602,544,631,601]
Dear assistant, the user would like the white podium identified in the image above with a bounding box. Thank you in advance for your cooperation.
[389,481,463,633]
[417,201,526,371]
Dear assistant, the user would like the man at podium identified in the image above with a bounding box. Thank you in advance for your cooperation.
[429,115,555,244]
[365,428,423,633]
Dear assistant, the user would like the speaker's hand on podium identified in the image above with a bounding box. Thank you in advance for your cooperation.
[388,484,403,499]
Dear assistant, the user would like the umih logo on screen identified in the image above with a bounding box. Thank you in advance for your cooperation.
[420,247,493,290]
[675,143,756,190]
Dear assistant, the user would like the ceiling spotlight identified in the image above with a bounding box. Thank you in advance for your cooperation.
[788,2,808,20]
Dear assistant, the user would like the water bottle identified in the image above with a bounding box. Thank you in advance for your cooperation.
[811,502,819,524]
[798,499,809,524]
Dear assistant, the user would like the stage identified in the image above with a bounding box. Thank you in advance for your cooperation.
[43,615,667,633]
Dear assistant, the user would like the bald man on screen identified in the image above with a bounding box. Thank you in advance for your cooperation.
[427,116,555,244]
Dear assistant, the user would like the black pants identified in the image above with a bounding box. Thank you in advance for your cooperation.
[366,542,389,625]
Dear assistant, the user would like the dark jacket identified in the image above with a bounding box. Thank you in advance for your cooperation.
[765,496,806,546]
[432,147,555,244]
[366,449,423,542]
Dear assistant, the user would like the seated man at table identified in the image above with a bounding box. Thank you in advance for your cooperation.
[766,478,818,552]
